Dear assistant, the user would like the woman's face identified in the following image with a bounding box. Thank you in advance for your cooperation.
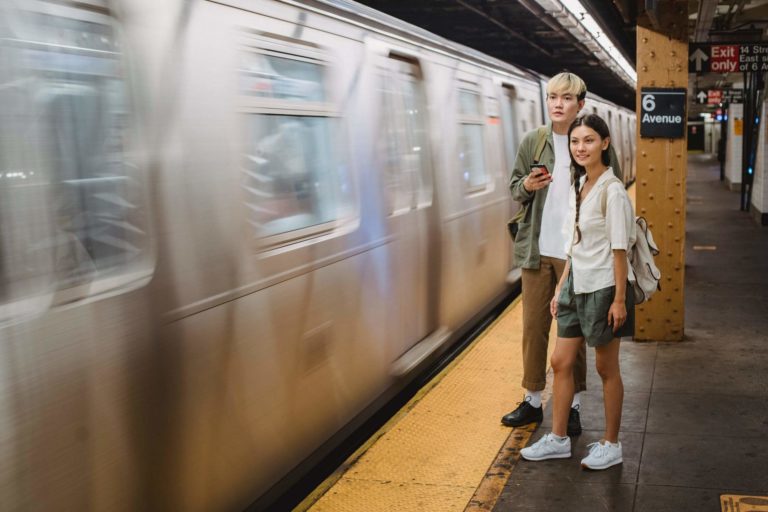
[570,125,610,169]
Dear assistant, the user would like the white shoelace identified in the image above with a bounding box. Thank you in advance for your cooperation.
[586,441,609,458]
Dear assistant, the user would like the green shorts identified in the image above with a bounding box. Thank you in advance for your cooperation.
[556,271,635,347]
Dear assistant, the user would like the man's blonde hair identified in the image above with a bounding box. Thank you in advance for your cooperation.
[546,72,587,100]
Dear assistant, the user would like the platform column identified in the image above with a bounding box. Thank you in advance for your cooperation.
[636,2,687,341]
[725,104,745,191]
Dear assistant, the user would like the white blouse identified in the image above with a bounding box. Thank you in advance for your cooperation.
[564,168,636,294]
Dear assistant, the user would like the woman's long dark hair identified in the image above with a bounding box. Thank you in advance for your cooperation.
[568,114,612,245]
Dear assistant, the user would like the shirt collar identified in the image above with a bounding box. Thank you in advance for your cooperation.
[580,167,614,186]
[578,167,615,205]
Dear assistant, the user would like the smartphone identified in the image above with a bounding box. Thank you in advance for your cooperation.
[530,164,550,178]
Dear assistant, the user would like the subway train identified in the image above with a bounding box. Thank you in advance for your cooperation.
[0,0,636,510]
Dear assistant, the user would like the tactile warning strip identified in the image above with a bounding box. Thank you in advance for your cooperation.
[721,495,768,511]
[302,297,557,512]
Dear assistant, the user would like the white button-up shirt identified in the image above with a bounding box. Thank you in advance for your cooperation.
[564,168,636,294]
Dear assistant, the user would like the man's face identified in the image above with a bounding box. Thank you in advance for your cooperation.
[546,91,584,125]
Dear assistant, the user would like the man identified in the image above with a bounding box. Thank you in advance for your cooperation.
[502,72,622,435]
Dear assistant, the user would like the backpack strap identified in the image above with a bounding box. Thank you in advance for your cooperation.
[532,126,548,163]
[600,175,625,217]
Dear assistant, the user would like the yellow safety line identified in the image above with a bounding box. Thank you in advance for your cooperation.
[462,424,537,511]
[463,379,554,512]
[302,295,558,512]
[295,301,514,512]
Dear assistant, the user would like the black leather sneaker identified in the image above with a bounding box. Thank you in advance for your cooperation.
[501,400,543,427]
[567,406,582,436]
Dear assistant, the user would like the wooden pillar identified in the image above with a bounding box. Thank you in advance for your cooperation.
[635,2,687,341]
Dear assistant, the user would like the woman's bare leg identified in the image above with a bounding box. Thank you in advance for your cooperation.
[550,337,584,437]
[594,338,623,443]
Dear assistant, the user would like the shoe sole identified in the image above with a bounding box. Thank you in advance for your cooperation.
[501,419,542,428]
[520,452,571,462]
[580,458,623,470]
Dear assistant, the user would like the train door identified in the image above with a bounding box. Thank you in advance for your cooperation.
[615,112,629,180]
[500,84,521,275]
[627,116,636,181]
[607,109,615,144]
[0,1,155,509]
[381,54,436,360]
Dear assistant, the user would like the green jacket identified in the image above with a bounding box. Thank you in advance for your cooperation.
[509,123,623,270]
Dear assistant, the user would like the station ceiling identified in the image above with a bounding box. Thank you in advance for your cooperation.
[354,0,768,113]
[354,0,638,109]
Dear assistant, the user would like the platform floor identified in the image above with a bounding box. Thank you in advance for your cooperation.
[300,155,768,512]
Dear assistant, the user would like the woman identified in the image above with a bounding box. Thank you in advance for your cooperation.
[519,114,635,470]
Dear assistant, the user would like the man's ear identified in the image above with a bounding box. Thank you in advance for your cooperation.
[577,99,585,111]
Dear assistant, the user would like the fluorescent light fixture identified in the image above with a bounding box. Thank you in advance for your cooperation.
[557,0,637,86]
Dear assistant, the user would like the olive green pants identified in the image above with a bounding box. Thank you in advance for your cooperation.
[521,256,587,392]
[557,270,636,347]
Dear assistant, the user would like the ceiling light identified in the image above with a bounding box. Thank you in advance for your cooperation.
[553,0,637,86]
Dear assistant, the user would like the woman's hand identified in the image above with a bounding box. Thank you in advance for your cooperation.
[607,300,627,332]
[550,290,560,318]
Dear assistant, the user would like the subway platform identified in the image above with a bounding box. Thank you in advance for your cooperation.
[300,154,768,512]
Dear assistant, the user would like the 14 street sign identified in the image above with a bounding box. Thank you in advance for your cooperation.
[690,43,768,73]
[694,89,744,104]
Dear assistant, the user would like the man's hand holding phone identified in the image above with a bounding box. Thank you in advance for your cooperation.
[523,164,553,192]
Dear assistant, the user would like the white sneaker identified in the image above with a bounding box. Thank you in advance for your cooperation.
[580,441,623,470]
[520,433,571,461]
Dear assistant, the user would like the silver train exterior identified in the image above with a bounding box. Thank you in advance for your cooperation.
[0,0,636,510]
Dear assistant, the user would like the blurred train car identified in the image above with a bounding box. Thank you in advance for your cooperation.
[0,0,635,510]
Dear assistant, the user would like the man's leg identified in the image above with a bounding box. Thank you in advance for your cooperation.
[501,258,557,427]
[522,258,557,392]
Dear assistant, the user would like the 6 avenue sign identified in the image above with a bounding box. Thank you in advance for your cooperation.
[690,43,768,73]
[640,88,686,139]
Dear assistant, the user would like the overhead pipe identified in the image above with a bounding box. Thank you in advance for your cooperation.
[694,0,718,42]
[517,0,604,64]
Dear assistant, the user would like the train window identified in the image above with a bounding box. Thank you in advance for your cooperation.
[0,3,148,308]
[382,55,432,215]
[239,44,353,244]
[500,85,519,169]
[459,90,482,117]
[457,89,487,193]
[530,101,539,131]
[242,114,341,237]
[240,52,325,102]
